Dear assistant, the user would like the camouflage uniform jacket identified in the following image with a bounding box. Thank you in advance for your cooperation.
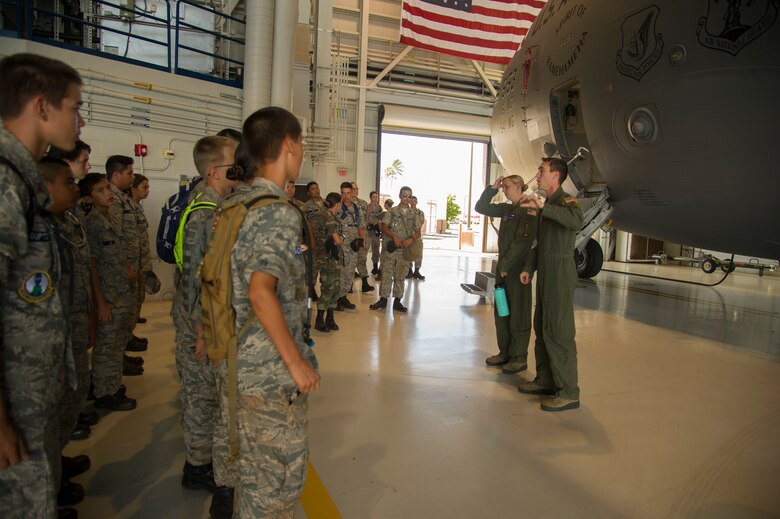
[129,198,153,272]
[180,186,220,325]
[382,206,422,244]
[337,202,364,238]
[303,198,327,245]
[354,197,369,230]
[0,126,74,398]
[231,177,318,397]
[55,210,92,316]
[317,211,342,268]
[85,209,133,306]
[109,183,140,273]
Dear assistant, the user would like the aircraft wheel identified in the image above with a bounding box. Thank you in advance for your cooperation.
[574,238,604,279]
[721,261,736,273]
[701,257,718,274]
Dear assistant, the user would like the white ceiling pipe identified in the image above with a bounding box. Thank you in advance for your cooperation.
[243,0,275,120]
[270,0,298,110]
[88,99,237,127]
[79,69,242,109]
[82,85,241,121]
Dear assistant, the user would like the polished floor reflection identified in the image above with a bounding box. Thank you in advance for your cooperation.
[68,252,780,518]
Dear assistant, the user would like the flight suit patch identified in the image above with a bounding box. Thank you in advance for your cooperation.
[19,270,54,303]
[526,209,537,216]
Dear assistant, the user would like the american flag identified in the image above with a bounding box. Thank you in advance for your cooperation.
[399,0,546,65]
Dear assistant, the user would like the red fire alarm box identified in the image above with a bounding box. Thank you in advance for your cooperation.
[134,144,148,157]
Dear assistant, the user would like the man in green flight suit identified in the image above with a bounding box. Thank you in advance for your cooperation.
[518,158,583,412]
[475,174,538,375]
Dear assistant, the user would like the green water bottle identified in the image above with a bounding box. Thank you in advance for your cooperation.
[494,284,509,317]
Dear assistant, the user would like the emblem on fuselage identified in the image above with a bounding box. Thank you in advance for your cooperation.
[697,0,778,56]
[616,5,664,81]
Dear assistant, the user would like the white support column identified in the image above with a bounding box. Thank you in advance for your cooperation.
[271,0,299,109]
[354,0,371,184]
[242,0,274,120]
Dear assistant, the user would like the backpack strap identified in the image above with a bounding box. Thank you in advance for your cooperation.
[174,193,218,271]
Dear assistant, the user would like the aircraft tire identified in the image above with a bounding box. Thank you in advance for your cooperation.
[575,238,603,279]
[701,257,718,274]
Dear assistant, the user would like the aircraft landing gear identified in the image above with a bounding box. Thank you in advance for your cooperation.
[575,238,603,279]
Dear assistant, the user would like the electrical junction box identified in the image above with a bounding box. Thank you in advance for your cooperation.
[163,149,175,159]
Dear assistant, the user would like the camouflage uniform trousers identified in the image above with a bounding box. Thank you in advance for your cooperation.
[175,325,219,466]
[213,361,239,488]
[236,390,309,518]
[92,302,134,398]
[379,249,410,299]
[367,234,381,265]
[58,312,91,448]
[317,264,341,311]
[0,331,66,517]
[135,274,146,322]
[339,234,359,297]
[409,238,423,269]
[356,239,369,277]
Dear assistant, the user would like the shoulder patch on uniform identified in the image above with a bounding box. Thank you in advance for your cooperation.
[564,197,579,206]
[19,270,54,303]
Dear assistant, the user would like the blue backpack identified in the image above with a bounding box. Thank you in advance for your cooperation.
[156,177,203,264]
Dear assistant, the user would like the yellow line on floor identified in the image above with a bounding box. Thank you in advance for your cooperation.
[301,460,342,518]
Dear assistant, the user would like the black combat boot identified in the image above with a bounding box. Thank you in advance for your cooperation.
[405,267,414,279]
[122,357,144,376]
[62,455,91,479]
[413,268,426,280]
[375,269,382,280]
[314,310,328,332]
[124,353,144,366]
[209,486,235,519]
[369,297,388,310]
[326,309,339,331]
[337,296,356,310]
[58,480,84,506]
[371,262,379,275]
[361,276,374,292]
[182,461,217,492]
[393,298,408,313]
[126,336,147,352]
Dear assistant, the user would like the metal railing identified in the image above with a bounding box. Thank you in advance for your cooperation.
[1,0,244,87]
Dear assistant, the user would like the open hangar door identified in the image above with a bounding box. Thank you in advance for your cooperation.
[376,103,502,253]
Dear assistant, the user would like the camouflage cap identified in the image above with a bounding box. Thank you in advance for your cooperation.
[144,270,161,295]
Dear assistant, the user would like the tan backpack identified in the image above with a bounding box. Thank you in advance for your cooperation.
[200,193,313,459]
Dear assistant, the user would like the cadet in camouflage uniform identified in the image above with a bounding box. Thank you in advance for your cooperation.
[366,191,384,275]
[106,155,147,358]
[407,195,426,280]
[314,192,343,332]
[82,173,139,410]
[475,175,538,375]
[172,136,238,493]
[302,182,327,297]
[351,182,374,292]
[336,182,365,310]
[369,186,422,313]
[519,158,583,412]
[231,107,320,517]
[129,174,152,324]
[0,53,80,517]
[210,141,255,518]
[40,159,94,447]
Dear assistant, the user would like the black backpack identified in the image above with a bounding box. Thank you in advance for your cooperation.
[156,176,203,264]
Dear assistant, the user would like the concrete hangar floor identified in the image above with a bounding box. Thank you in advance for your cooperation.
[68,249,780,518]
